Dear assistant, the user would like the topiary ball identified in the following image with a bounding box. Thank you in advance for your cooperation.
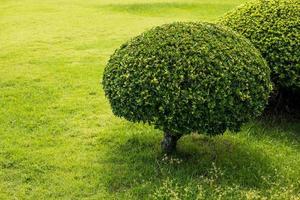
[220,0,300,90]
[103,22,272,137]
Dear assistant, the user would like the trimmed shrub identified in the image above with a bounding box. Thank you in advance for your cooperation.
[220,0,300,90]
[103,22,272,153]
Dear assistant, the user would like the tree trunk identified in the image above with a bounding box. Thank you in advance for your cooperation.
[161,132,181,154]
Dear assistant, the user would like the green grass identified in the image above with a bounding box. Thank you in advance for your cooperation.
[0,0,299,199]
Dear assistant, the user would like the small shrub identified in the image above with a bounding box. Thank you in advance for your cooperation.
[102,22,272,153]
[219,0,300,90]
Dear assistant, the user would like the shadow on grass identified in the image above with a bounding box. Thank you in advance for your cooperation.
[95,121,299,198]
[246,119,300,146]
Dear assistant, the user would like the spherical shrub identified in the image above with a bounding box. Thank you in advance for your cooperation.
[103,22,272,152]
[220,0,300,90]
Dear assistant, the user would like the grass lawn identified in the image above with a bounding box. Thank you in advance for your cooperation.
[0,0,299,199]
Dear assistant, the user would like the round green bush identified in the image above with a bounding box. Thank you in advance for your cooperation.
[220,0,300,90]
[103,22,272,138]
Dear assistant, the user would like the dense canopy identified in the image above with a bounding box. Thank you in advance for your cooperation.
[103,22,272,136]
[220,0,300,90]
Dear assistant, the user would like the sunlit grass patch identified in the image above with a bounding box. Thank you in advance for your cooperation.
[103,2,234,20]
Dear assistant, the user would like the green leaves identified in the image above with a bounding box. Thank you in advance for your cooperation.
[103,22,272,136]
[220,0,300,90]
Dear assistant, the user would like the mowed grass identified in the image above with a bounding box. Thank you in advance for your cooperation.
[0,0,299,199]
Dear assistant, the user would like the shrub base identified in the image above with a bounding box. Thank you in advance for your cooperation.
[161,132,181,154]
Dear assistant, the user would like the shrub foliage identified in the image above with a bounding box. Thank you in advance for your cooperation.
[220,0,300,90]
[103,22,272,136]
